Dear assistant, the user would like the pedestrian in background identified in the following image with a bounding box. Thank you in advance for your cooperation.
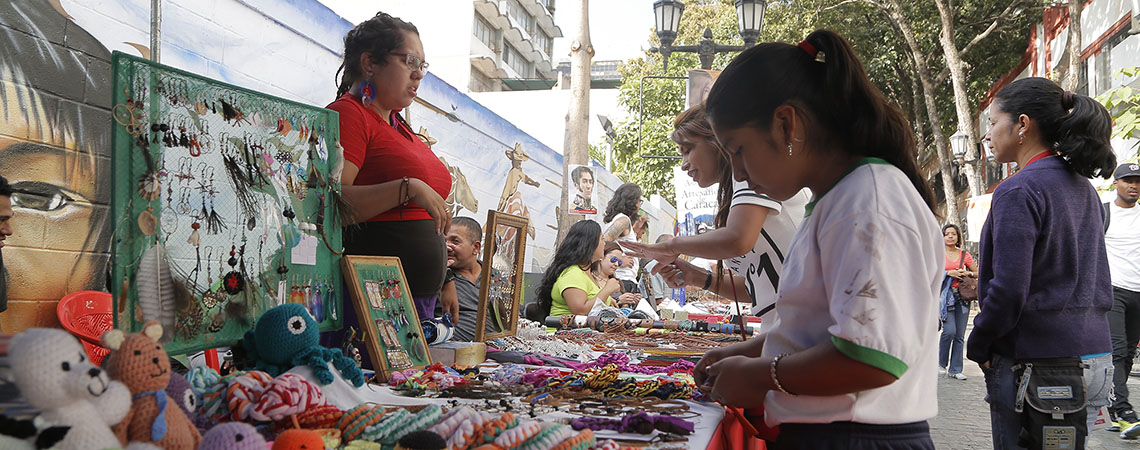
[967,76,1117,449]
[602,183,643,293]
[1104,162,1140,437]
[938,223,976,380]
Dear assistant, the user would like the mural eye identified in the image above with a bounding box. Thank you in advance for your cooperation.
[287,316,307,334]
[61,361,71,371]
[9,181,76,212]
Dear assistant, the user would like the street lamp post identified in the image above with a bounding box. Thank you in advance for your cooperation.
[950,130,970,160]
[649,0,767,72]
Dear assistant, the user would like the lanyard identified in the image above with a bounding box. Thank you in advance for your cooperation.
[1024,150,1056,167]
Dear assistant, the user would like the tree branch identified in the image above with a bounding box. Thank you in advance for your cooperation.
[933,0,1024,85]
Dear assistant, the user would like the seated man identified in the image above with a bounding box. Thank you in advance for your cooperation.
[439,217,499,341]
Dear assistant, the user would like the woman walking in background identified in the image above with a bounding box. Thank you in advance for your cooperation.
[967,76,1117,449]
[938,223,976,380]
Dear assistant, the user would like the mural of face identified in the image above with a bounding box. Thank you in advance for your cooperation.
[0,1,112,331]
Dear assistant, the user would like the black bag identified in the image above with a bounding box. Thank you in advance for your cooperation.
[1014,358,1088,450]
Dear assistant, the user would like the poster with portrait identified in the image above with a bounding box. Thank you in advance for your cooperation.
[568,164,597,215]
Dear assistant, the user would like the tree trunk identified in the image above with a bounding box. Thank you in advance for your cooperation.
[934,0,983,204]
[1063,0,1082,92]
[556,0,594,247]
[874,0,961,225]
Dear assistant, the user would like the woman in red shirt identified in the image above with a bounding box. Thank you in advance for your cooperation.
[327,12,453,334]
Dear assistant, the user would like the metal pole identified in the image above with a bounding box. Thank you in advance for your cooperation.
[150,0,162,62]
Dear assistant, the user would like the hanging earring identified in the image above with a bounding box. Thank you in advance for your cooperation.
[360,70,377,106]
[1018,130,1025,145]
[787,141,793,157]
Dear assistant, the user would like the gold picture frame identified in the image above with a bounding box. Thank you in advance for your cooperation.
[341,255,431,382]
[474,210,529,342]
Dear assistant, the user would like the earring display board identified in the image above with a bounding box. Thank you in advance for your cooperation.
[341,256,432,382]
[109,52,345,355]
[475,210,529,342]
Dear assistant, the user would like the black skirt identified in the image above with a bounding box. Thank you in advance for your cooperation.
[343,219,447,298]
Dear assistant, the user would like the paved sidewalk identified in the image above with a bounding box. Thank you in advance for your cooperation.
[930,306,1137,449]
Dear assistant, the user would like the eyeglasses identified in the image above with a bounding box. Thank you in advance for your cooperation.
[388,52,429,73]
[610,256,624,267]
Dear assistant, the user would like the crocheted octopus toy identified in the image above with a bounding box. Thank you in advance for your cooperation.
[103,321,202,449]
[243,303,364,387]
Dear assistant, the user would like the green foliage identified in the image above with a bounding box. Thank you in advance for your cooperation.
[1096,67,1140,159]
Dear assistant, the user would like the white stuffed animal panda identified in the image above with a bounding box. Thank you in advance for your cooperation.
[9,328,131,450]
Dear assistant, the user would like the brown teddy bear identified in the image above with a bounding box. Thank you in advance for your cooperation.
[103,321,202,449]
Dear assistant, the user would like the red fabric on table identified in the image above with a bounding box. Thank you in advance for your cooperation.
[705,405,774,450]
[327,93,451,223]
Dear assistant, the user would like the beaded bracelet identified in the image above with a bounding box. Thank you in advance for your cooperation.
[493,420,542,449]
[519,423,575,450]
[771,353,798,396]
[361,408,410,442]
[383,404,442,445]
[549,429,595,450]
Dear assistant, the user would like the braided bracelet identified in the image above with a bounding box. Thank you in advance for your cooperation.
[475,412,518,447]
[361,408,411,442]
[550,429,595,450]
[519,423,575,450]
[383,404,442,445]
[340,404,387,442]
[493,419,542,449]
[429,405,476,438]
[446,411,494,450]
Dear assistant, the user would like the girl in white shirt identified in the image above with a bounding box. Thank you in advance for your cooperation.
[698,30,943,449]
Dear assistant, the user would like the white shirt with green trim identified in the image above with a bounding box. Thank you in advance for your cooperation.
[760,161,942,426]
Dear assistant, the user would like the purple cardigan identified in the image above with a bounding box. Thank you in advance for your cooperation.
[966,156,1112,363]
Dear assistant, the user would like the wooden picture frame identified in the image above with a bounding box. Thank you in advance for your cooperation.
[341,255,431,382]
[474,210,530,342]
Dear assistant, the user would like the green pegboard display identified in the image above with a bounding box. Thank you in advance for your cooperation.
[109,51,345,355]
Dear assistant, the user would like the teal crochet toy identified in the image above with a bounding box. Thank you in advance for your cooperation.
[243,303,364,387]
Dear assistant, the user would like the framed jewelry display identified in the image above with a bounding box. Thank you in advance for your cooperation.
[109,52,345,355]
[475,210,529,341]
[341,255,432,381]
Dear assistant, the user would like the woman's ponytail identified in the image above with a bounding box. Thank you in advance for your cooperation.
[995,77,1117,178]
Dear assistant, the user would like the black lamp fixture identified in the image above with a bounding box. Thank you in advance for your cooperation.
[650,0,766,72]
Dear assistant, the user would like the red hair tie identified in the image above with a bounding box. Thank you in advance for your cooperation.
[797,40,818,58]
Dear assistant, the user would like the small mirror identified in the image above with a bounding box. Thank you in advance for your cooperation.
[475,210,529,341]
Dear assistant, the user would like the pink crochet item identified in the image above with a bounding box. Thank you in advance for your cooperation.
[251,373,327,422]
[226,370,274,421]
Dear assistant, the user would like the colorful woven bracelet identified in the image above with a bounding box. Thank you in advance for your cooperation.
[493,420,542,449]
[446,411,493,450]
[383,404,442,445]
[429,405,477,438]
[362,408,411,442]
[341,405,387,443]
[550,429,595,450]
[475,412,518,447]
[518,423,574,450]
[338,404,374,431]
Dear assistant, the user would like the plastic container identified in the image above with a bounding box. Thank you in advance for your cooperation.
[57,290,114,365]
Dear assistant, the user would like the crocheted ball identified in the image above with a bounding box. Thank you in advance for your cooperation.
[395,430,446,450]
[200,422,267,450]
[248,303,319,366]
[272,428,326,450]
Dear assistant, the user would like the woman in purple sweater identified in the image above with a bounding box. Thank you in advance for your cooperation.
[967,77,1117,449]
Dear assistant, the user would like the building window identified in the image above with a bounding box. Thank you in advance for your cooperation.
[470,68,495,92]
[474,14,495,49]
[534,30,552,57]
[503,43,533,77]
[1096,25,1132,94]
[507,0,536,36]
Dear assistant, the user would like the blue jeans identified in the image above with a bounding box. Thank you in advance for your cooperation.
[939,301,969,374]
[983,353,1114,449]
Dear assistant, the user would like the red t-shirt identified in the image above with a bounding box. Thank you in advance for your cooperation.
[327,93,451,222]
[944,250,975,288]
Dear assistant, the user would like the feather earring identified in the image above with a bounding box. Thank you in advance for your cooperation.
[205,196,226,234]
[135,243,177,343]
[223,154,260,219]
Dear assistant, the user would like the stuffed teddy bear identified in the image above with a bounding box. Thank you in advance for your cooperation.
[103,321,202,449]
[198,422,267,450]
[8,328,131,450]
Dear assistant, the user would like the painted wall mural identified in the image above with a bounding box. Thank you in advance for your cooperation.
[0,0,671,333]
